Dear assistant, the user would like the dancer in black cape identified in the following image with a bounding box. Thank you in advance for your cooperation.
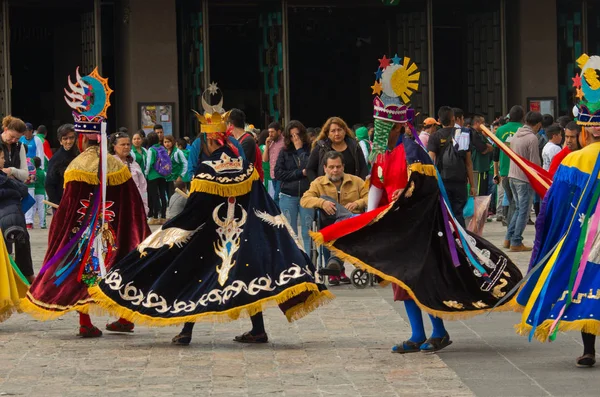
[90,106,332,345]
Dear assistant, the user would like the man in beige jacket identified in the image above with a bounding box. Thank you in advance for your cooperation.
[301,151,368,285]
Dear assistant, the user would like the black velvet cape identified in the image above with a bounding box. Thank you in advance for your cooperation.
[314,138,522,319]
[90,146,332,325]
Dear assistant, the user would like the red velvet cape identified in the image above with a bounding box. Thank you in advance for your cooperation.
[25,178,150,317]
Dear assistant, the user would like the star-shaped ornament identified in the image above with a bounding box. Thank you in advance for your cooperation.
[371,81,383,95]
[375,68,383,80]
[576,87,584,100]
[378,55,391,69]
[207,82,219,95]
[573,73,582,89]
[392,54,402,65]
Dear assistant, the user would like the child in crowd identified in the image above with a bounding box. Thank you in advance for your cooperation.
[176,138,191,187]
[32,157,46,229]
[24,158,36,229]
[166,179,188,221]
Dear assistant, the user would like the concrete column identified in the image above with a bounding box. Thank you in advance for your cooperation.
[506,0,558,112]
[114,0,179,136]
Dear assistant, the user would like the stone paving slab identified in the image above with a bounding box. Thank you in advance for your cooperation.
[4,216,598,396]
[1,223,473,396]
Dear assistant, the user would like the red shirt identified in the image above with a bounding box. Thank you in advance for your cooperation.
[370,145,408,205]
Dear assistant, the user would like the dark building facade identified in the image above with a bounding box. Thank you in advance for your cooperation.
[0,0,591,142]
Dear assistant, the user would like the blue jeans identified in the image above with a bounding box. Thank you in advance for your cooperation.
[272,180,281,207]
[279,193,314,254]
[505,178,533,246]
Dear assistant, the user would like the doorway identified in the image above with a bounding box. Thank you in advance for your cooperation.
[208,1,262,126]
[432,0,503,120]
[287,5,395,129]
[9,0,93,145]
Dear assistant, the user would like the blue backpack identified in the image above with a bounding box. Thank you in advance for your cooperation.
[152,146,172,177]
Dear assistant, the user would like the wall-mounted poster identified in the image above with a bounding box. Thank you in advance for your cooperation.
[526,97,557,118]
[139,102,175,135]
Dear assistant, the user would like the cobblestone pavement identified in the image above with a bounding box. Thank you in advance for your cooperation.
[1,220,475,397]
[0,217,593,397]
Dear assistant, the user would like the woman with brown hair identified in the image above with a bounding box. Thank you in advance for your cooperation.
[0,115,28,182]
[306,117,369,182]
[274,120,313,254]
[163,135,188,197]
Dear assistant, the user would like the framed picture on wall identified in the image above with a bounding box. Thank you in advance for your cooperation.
[138,102,175,135]
[526,97,557,118]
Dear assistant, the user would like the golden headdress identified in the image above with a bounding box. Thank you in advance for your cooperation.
[192,82,230,137]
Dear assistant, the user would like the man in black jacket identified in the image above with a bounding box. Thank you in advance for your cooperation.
[45,124,78,207]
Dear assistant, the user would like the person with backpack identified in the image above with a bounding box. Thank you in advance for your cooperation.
[144,131,172,225]
[427,106,476,228]
[163,135,188,197]
[226,109,264,182]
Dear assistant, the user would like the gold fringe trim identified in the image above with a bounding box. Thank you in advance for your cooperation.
[0,302,21,323]
[311,239,517,320]
[190,169,258,197]
[409,163,438,178]
[576,121,600,126]
[516,319,600,342]
[19,295,98,321]
[88,281,334,327]
[63,165,132,187]
[285,290,335,322]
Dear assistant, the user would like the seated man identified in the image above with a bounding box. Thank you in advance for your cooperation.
[301,151,368,285]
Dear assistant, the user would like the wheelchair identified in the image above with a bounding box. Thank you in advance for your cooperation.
[3,225,28,261]
[309,208,377,289]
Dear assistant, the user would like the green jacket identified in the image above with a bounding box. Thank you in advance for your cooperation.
[131,147,148,171]
[34,168,46,195]
[167,147,188,182]
[180,148,192,182]
[145,144,166,181]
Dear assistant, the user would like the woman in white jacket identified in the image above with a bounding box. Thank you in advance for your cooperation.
[0,116,29,182]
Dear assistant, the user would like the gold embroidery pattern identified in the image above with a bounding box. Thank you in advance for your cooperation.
[557,289,600,304]
[444,300,464,309]
[202,152,244,173]
[195,165,254,184]
[213,198,247,286]
[472,301,488,309]
[492,278,508,298]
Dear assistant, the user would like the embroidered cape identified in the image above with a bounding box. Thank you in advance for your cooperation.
[516,142,600,341]
[89,146,332,325]
[312,138,523,319]
[21,147,151,319]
